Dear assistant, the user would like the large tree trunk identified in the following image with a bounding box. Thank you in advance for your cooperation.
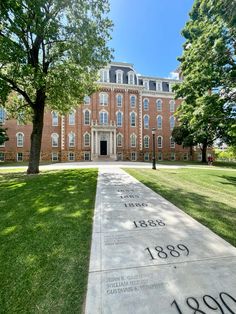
[27,91,46,174]
[201,141,208,163]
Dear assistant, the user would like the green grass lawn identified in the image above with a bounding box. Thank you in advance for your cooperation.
[0,169,97,313]
[125,168,236,247]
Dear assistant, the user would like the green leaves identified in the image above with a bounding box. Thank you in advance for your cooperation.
[0,126,9,145]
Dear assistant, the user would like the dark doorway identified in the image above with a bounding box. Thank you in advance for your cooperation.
[100,141,107,155]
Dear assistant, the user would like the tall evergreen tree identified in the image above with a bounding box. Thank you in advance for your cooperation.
[0,0,113,173]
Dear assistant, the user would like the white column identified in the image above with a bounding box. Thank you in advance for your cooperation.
[91,130,94,156]
[114,130,116,156]
[95,131,98,155]
[110,131,112,155]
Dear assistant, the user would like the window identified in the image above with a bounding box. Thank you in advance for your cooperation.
[131,152,137,161]
[157,136,162,148]
[68,152,75,161]
[144,152,149,161]
[156,81,162,91]
[170,137,175,148]
[69,111,75,125]
[117,152,123,161]
[100,69,109,82]
[144,136,149,148]
[0,152,4,161]
[99,111,108,125]
[130,112,136,127]
[17,152,23,162]
[84,110,90,125]
[130,95,136,108]
[116,94,123,107]
[116,70,123,84]
[116,111,123,127]
[52,152,59,161]
[183,152,188,161]
[143,80,149,90]
[144,115,149,129]
[156,99,162,111]
[170,100,175,112]
[51,133,59,147]
[16,132,24,147]
[157,115,162,129]
[171,152,175,160]
[17,112,24,125]
[143,99,149,110]
[117,134,123,147]
[84,133,90,147]
[0,107,6,124]
[130,134,136,147]
[128,72,135,85]
[68,132,75,147]
[99,93,108,106]
[84,152,90,161]
[170,116,175,129]
[52,111,58,126]
[84,95,90,105]
[158,152,162,161]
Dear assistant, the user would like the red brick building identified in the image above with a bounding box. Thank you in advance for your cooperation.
[0,62,196,162]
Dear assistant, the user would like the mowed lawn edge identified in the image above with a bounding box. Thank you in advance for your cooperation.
[0,169,97,313]
[125,168,236,248]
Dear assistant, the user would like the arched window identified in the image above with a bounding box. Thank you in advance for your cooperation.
[130,112,136,127]
[157,136,163,148]
[170,116,175,129]
[156,99,162,111]
[130,134,136,147]
[69,110,75,125]
[84,133,90,146]
[100,69,109,82]
[0,107,6,124]
[143,80,149,90]
[170,100,175,112]
[16,132,24,147]
[51,133,59,147]
[117,133,123,147]
[68,132,75,147]
[128,72,135,85]
[84,95,90,105]
[52,111,58,126]
[99,93,108,106]
[116,70,123,84]
[130,95,136,108]
[157,115,162,129]
[170,136,175,148]
[143,136,149,148]
[116,111,123,127]
[84,110,90,125]
[116,94,123,107]
[143,99,149,110]
[99,111,108,125]
[144,115,149,129]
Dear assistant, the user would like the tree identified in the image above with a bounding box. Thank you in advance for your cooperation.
[173,0,236,162]
[0,0,113,173]
[172,125,196,160]
[0,126,9,145]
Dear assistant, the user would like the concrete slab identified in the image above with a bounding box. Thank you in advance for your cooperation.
[85,167,236,313]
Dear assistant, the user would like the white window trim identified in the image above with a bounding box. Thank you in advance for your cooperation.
[116,94,123,107]
[143,80,149,90]
[170,136,175,148]
[143,136,150,148]
[68,132,75,147]
[156,81,162,91]
[130,95,136,108]
[128,71,135,85]
[143,98,149,111]
[169,100,175,112]
[51,133,59,147]
[52,111,59,126]
[83,132,91,147]
[84,152,90,161]
[157,136,163,149]
[17,152,23,162]
[68,110,76,125]
[68,152,75,161]
[51,152,59,161]
[157,115,163,129]
[117,133,123,147]
[116,111,123,127]
[83,109,91,125]
[130,111,136,127]
[116,70,123,84]
[84,95,91,105]
[16,132,24,147]
[131,152,137,161]
[170,115,175,130]
[156,99,162,111]
[99,110,109,125]
[130,133,137,148]
[99,92,108,106]
[143,114,149,129]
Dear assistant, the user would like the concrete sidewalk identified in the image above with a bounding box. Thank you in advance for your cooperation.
[85,167,236,313]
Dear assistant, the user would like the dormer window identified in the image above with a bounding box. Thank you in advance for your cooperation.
[143,80,149,90]
[100,69,109,82]
[128,71,135,85]
[156,81,162,91]
[116,70,123,84]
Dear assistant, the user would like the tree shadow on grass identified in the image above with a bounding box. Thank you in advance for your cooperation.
[134,177,236,248]
[0,169,97,313]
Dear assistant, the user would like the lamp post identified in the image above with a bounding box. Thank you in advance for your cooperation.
[152,128,156,170]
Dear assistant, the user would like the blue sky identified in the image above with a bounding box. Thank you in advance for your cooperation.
[109,0,194,78]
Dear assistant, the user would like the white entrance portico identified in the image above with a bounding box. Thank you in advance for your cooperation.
[91,121,117,160]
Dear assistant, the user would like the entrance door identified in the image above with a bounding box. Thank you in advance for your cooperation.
[100,141,107,155]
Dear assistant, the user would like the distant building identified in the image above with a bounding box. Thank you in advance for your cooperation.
[0,62,195,162]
